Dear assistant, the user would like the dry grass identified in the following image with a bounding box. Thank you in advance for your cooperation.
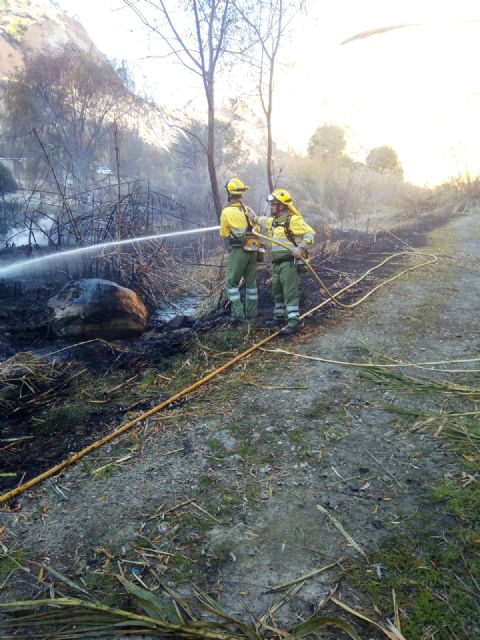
[0,574,406,639]
[0,352,70,409]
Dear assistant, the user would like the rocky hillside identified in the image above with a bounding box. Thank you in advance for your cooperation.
[0,0,98,79]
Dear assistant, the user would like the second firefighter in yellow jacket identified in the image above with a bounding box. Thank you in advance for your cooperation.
[251,188,315,336]
[219,178,262,324]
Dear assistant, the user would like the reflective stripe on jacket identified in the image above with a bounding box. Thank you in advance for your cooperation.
[257,212,315,260]
[219,202,256,241]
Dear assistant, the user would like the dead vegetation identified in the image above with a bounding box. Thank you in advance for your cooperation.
[2,210,480,639]
[0,575,410,639]
[0,226,441,494]
[0,350,77,412]
[1,179,222,311]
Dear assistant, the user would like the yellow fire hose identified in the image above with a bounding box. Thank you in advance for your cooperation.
[253,228,353,308]
[253,228,437,309]
[0,245,437,505]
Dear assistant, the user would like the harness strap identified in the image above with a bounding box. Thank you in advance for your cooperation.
[272,213,297,246]
[238,202,253,232]
[228,202,253,248]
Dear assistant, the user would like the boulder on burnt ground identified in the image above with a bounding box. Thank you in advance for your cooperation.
[47,279,148,339]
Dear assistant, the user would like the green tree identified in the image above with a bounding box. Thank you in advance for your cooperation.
[172,117,246,175]
[307,124,348,163]
[170,116,247,223]
[366,145,403,177]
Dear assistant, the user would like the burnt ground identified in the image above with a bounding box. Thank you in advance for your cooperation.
[1,210,479,638]
[0,225,420,494]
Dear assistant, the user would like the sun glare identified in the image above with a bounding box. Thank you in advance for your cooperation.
[273,16,480,185]
[56,0,480,186]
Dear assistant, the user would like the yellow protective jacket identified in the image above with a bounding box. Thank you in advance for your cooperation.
[257,211,315,261]
[219,202,259,251]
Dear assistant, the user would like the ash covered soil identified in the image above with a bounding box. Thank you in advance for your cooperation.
[1,212,479,637]
[0,226,408,489]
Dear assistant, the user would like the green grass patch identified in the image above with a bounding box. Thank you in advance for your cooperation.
[207,437,223,451]
[197,474,215,490]
[347,474,480,639]
[345,342,480,638]
[287,428,305,445]
[37,401,97,434]
[81,571,126,606]
[303,395,334,418]
[221,494,243,507]
[139,369,161,389]
[0,551,30,580]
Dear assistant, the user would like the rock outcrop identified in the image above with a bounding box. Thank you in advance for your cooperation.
[47,279,149,339]
[0,2,97,80]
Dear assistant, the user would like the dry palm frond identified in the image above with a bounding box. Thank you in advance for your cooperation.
[0,576,403,640]
[317,506,368,560]
[0,352,54,388]
[341,19,480,47]
[332,597,407,640]
[0,354,93,419]
[341,23,420,45]
[381,404,433,418]
[360,367,480,397]
[0,352,71,408]
[383,404,480,452]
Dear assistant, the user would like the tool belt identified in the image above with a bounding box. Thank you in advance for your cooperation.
[229,204,264,252]
[228,234,262,251]
[228,236,244,248]
[272,255,295,265]
[272,254,308,272]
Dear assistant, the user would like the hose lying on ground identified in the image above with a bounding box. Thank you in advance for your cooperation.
[252,228,437,310]
[0,248,437,505]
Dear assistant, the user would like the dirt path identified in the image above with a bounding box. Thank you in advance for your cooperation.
[1,212,479,634]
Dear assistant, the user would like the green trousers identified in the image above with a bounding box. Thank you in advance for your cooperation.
[225,247,258,319]
[272,260,300,327]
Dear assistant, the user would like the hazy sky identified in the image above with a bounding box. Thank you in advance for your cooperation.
[56,0,480,186]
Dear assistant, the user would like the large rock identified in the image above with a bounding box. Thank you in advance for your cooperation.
[48,279,148,339]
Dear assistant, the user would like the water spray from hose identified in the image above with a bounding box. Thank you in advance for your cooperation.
[0,226,221,277]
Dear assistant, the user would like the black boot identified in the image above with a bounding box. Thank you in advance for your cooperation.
[278,325,298,337]
[263,318,284,327]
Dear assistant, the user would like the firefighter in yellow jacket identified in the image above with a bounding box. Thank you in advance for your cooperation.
[219,178,261,324]
[250,188,315,336]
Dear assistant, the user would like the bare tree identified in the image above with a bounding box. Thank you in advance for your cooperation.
[123,0,239,221]
[233,0,305,191]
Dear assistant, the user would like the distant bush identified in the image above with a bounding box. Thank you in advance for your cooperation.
[5,16,32,41]
[0,163,18,193]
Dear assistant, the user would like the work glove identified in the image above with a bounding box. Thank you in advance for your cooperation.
[292,238,311,259]
[291,246,304,259]
[245,208,258,224]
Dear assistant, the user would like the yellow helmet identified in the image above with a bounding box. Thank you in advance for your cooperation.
[225,177,249,196]
[268,188,292,205]
[267,188,300,215]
